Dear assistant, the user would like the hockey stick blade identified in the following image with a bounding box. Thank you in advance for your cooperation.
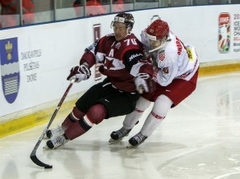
[30,128,52,169]
[30,80,75,168]
[30,154,52,169]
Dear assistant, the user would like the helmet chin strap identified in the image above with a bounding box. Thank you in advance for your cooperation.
[148,38,171,53]
[127,26,132,34]
[124,27,132,38]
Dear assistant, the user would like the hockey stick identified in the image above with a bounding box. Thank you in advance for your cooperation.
[30,80,75,169]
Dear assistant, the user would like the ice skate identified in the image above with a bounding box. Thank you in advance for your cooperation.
[45,126,64,139]
[45,135,69,149]
[109,127,132,144]
[127,132,147,148]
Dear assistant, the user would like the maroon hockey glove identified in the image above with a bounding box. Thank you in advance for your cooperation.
[67,65,91,83]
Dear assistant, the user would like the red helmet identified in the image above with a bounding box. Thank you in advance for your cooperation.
[146,19,169,40]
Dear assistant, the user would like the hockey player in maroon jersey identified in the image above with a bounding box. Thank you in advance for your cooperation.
[45,12,153,149]
[109,17,199,147]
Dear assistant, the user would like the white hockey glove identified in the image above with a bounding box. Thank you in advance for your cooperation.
[67,64,91,83]
[134,73,150,94]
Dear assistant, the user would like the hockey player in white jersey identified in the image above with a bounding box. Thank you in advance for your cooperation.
[110,17,199,147]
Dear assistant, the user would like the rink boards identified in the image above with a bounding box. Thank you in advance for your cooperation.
[1,5,240,138]
[1,63,240,138]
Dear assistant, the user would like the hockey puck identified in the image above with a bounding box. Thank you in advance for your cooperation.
[44,165,53,169]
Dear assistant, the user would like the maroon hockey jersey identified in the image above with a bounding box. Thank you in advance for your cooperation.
[80,33,153,92]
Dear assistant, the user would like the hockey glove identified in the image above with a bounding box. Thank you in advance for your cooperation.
[67,64,91,83]
[134,73,150,94]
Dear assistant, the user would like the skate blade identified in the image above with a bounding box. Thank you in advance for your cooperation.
[126,144,138,149]
[108,138,123,145]
[43,135,50,140]
[43,145,50,150]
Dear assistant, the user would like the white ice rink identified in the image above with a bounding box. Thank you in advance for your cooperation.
[1,72,240,179]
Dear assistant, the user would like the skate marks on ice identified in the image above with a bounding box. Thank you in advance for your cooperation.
[1,124,240,179]
[155,142,240,179]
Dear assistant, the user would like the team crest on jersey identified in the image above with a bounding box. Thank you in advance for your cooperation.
[115,42,121,49]
[159,51,165,61]
[0,38,20,103]
[162,67,169,74]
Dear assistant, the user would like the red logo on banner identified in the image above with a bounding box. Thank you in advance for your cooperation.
[218,12,231,53]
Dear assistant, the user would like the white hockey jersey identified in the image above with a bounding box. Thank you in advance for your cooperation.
[141,31,199,87]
